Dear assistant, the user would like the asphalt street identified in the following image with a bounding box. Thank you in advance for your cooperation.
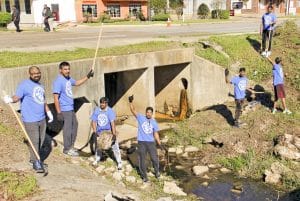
[0,18,299,51]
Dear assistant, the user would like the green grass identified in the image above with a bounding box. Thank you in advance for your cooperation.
[0,41,183,68]
[0,170,37,200]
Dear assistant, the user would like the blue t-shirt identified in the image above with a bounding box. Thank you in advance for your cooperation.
[91,107,116,133]
[136,114,159,142]
[52,75,76,112]
[15,79,46,123]
[273,64,284,86]
[231,76,248,100]
[262,13,276,31]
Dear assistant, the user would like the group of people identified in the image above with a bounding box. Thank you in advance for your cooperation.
[3,62,164,183]
[11,4,53,33]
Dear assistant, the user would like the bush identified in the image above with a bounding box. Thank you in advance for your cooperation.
[0,12,12,27]
[151,13,170,21]
[198,3,210,19]
[211,9,219,19]
[219,10,229,19]
[137,12,146,21]
[98,13,110,22]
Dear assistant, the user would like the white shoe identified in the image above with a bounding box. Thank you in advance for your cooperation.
[272,108,277,114]
[283,109,292,115]
[117,163,122,170]
[261,51,267,57]
[92,156,100,166]
[266,51,271,57]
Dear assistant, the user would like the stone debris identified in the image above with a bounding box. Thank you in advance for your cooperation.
[104,191,136,201]
[274,134,300,161]
[125,176,136,183]
[208,164,221,169]
[96,165,105,173]
[156,197,173,201]
[168,147,176,153]
[202,174,210,179]
[112,172,124,181]
[220,167,231,174]
[184,146,199,152]
[175,147,183,155]
[163,181,187,196]
[192,165,209,176]
[201,181,209,187]
[264,162,291,184]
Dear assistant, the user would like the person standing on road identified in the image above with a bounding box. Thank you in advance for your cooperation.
[225,68,253,128]
[90,97,122,169]
[129,95,163,182]
[2,66,53,173]
[267,57,292,114]
[42,4,52,32]
[52,61,94,156]
[12,5,21,32]
[260,5,276,57]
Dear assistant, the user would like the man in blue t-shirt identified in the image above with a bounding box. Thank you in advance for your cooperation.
[52,61,94,156]
[3,66,53,173]
[129,95,163,182]
[90,97,122,170]
[267,57,292,115]
[260,5,276,57]
[225,68,252,128]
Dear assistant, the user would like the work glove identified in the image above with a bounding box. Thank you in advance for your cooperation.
[3,95,13,104]
[128,95,134,103]
[225,68,229,77]
[111,134,117,145]
[158,144,167,151]
[57,113,64,122]
[46,111,53,123]
[86,69,94,79]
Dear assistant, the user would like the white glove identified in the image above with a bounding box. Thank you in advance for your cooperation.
[47,111,53,123]
[3,95,13,104]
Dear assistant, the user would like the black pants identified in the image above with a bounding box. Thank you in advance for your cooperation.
[44,18,50,32]
[138,141,159,180]
[14,20,20,32]
[235,99,244,124]
[262,30,273,51]
[61,111,78,153]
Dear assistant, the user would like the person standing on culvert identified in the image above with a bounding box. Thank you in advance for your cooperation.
[2,66,53,173]
[90,97,122,170]
[12,5,21,32]
[267,57,292,115]
[52,61,94,156]
[128,95,164,183]
[260,5,276,57]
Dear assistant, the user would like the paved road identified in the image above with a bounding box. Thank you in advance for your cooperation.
[0,18,299,51]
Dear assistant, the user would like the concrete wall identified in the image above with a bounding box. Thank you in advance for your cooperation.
[190,55,232,110]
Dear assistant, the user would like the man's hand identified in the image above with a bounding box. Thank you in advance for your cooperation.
[47,111,54,123]
[158,144,167,151]
[111,134,116,145]
[87,69,94,79]
[128,95,134,103]
[57,113,64,122]
[3,95,13,104]
[225,68,229,77]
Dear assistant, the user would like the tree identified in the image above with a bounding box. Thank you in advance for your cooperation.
[198,3,210,19]
[150,0,167,14]
[170,0,184,19]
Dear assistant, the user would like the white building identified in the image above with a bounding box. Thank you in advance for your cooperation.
[0,0,76,24]
[183,0,226,18]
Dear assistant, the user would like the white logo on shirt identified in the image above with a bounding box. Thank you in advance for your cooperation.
[32,86,45,105]
[142,121,153,134]
[65,81,73,97]
[279,68,283,78]
[238,80,247,91]
[264,15,272,26]
[97,113,108,127]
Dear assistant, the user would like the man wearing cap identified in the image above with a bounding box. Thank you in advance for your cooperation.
[90,97,122,170]
[260,5,277,57]
[53,61,94,156]
[3,66,53,173]
[267,57,292,114]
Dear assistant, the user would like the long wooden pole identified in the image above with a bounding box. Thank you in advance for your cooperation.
[2,91,41,161]
[91,23,104,71]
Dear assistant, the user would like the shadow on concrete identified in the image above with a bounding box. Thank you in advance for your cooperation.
[206,104,235,126]
[252,84,273,108]
[279,188,300,201]
[246,36,261,53]
[154,63,189,95]
[105,68,146,107]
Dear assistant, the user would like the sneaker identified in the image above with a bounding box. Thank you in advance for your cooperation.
[33,160,45,173]
[266,51,272,57]
[233,121,240,128]
[283,109,292,115]
[92,156,101,166]
[66,148,79,157]
[261,51,267,57]
[117,163,122,170]
[142,177,149,183]
[272,108,277,114]
[155,172,160,179]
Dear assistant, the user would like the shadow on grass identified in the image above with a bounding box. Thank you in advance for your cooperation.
[246,36,261,53]
[205,104,235,126]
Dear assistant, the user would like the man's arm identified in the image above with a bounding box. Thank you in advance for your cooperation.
[92,121,97,133]
[154,132,161,146]
[53,93,61,113]
[266,56,275,65]
[128,95,137,118]
[225,68,230,84]
[110,121,117,136]
[75,69,94,86]
[11,95,20,103]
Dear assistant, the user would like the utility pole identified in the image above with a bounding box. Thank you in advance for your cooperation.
[148,0,151,21]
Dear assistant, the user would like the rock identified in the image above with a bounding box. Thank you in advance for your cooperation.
[184,146,199,152]
[163,181,187,196]
[148,172,154,177]
[168,147,176,153]
[208,164,221,169]
[264,170,281,184]
[120,140,132,149]
[294,136,300,149]
[274,145,300,161]
[106,158,114,163]
[231,189,242,194]
[125,164,133,173]
[156,197,173,201]
[104,167,115,174]
[104,191,137,201]
[176,147,183,155]
[202,174,210,179]
[201,182,209,187]
[192,166,209,176]
[175,165,185,170]
[112,172,124,181]
[96,165,105,173]
[88,156,95,162]
[125,176,136,183]
[182,152,188,158]
[270,162,290,175]
[220,168,231,173]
